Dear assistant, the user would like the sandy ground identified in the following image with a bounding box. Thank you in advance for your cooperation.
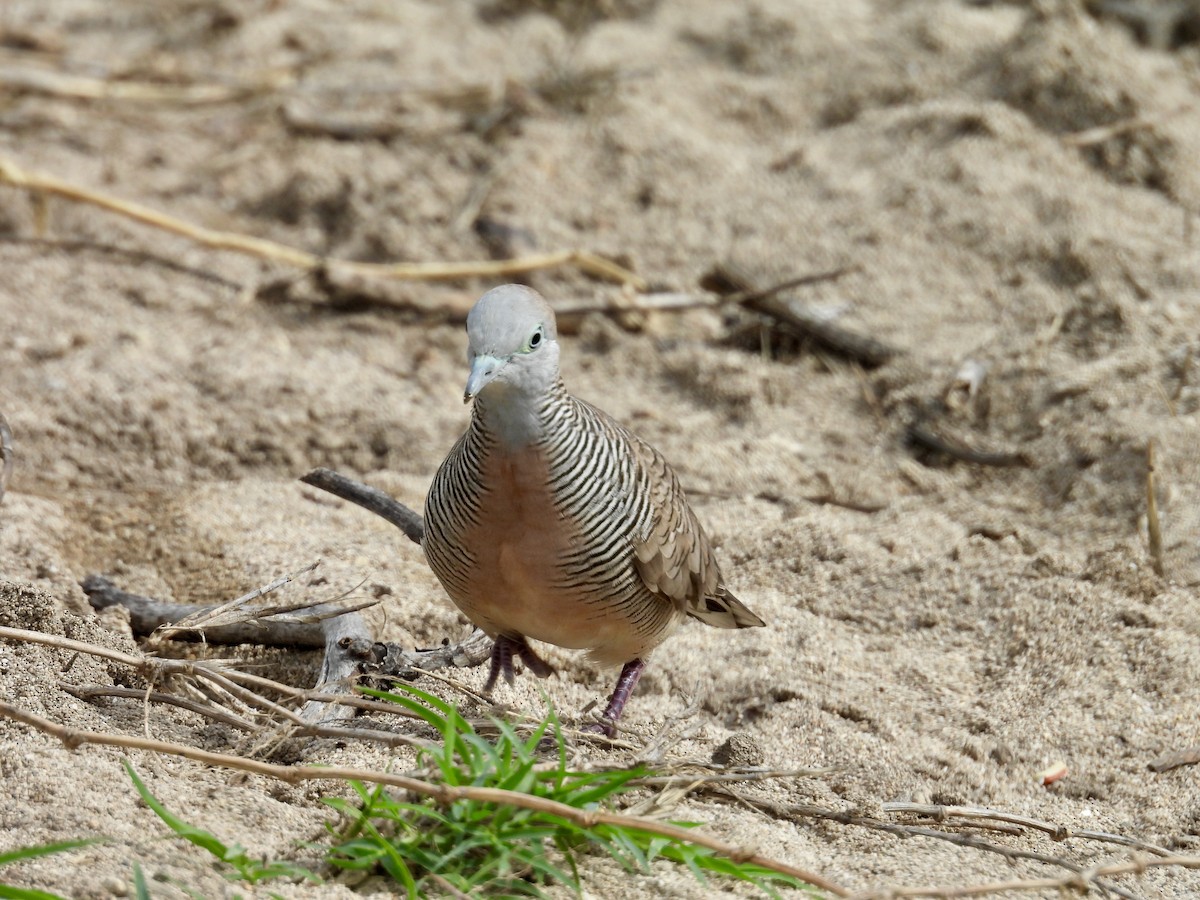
[3,0,1200,896]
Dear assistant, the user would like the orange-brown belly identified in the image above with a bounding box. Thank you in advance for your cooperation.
[440,447,670,662]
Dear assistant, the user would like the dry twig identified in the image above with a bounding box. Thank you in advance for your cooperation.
[702,262,898,367]
[883,802,1173,856]
[905,419,1030,469]
[1146,440,1165,577]
[0,412,11,504]
[61,683,258,732]
[0,700,848,896]
[154,560,334,639]
[0,156,646,291]
[0,65,285,103]
[1061,103,1191,146]
[857,857,1200,899]
[702,789,1181,900]
[1149,745,1200,773]
[300,467,424,545]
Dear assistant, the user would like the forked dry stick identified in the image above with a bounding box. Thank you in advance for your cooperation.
[2,623,447,748]
[0,156,646,290]
[80,568,493,725]
[0,624,513,735]
[0,700,849,896]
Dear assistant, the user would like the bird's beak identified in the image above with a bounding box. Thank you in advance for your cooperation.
[464,354,504,403]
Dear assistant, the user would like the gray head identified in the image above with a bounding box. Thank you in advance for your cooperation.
[462,284,560,403]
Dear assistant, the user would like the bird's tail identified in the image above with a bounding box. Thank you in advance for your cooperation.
[687,588,765,629]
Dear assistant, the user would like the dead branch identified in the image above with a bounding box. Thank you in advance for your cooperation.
[154,560,328,638]
[1,623,439,721]
[0,412,11,504]
[79,567,492,725]
[0,700,849,896]
[702,262,899,367]
[299,603,377,725]
[300,467,424,545]
[79,572,491,681]
[554,267,854,324]
[0,156,646,290]
[82,575,326,647]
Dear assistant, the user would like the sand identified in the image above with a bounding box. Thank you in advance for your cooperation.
[3,0,1200,896]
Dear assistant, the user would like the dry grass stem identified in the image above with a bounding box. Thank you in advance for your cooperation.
[0,623,621,745]
[1061,103,1192,147]
[704,790,1184,900]
[156,560,322,638]
[883,802,1173,855]
[61,683,259,732]
[630,767,835,786]
[862,856,1200,899]
[0,700,849,896]
[1146,440,1165,576]
[0,412,11,504]
[0,156,646,290]
[0,65,288,103]
[0,623,395,716]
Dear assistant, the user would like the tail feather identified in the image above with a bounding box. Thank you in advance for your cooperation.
[686,588,765,629]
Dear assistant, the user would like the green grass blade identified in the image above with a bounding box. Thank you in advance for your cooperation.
[0,887,73,900]
[131,862,151,900]
[0,840,98,869]
[123,761,231,860]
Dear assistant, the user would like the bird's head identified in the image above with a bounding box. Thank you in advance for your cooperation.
[462,284,560,403]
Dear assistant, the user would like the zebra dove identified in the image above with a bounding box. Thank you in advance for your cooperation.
[422,284,764,734]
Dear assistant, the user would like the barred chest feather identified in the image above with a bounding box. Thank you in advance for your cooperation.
[423,407,682,667]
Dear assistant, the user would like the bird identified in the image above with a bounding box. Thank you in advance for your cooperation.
[422,284,764,734]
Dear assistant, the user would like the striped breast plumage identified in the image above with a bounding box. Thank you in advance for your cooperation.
[423,398,684,667]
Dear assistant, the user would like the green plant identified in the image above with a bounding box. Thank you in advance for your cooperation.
[123,761,321,889]
[320,684,806,897]
[119,688,812,897]
[0,838,96,900]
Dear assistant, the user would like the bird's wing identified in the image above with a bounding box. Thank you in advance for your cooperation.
[627,437,765,630]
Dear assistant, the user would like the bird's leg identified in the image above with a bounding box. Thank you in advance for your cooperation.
[584,658,646,737]
[484,635,555,693]
[483,635,516,693]
[514,637,555,679]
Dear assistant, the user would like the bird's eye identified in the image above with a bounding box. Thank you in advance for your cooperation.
[525,326,544,352]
